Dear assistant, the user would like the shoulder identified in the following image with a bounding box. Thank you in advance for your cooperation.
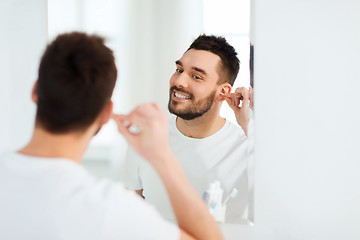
[225,119,247,138]
[168,114,178,134]
[97,180,180,239]
[0,151,23,163]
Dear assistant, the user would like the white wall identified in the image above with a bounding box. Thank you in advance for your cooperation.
[252,0,360,239]
[0,0,47,154]
[120,0,203,113]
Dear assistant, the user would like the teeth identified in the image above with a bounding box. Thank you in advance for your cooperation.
[175,92,190,99]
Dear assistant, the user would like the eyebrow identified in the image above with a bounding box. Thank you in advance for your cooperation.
[192,67,207,76]
[175,60,207,76]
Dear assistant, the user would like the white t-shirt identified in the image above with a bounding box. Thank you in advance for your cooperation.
[0,152,179,240]
[122,116,253,224]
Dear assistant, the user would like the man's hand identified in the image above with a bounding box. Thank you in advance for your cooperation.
[112,103,172,167]
[222,87,251,136]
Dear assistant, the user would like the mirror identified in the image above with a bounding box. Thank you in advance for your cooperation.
[48,0,253,225]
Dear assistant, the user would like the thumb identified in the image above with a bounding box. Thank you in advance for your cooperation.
[225,95,240,112]
[112,114,136,143]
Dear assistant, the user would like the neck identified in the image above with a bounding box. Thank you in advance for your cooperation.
[18,126,95,163]
[176,104,225,139]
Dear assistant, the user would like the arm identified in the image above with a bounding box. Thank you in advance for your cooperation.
[113,104,223,240]
[222,86,252,136]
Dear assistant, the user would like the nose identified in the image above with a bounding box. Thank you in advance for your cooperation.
[171,72,189,89]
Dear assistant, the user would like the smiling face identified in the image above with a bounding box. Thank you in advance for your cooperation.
[168,49,224,120]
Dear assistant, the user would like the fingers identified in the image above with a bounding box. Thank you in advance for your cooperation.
[223,87,250,108]
[112,103,166,137]
[112,113,138,144]
[112,113,128,131]
[151,102,162,111]
[222,92,243,101]
[224,96,239,111]
[224,93,241,107]
[236,87,249,106]
[112,114,136,135]
[113,103,170,162]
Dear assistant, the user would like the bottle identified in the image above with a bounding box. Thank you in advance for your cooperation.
[210,181,223,208]
[204,181,226,223]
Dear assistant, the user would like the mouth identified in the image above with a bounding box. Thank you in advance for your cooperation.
[172,90,191,102]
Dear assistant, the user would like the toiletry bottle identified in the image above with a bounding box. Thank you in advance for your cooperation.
[205,181,226,223]
[205,180,223,208]
[205,181,215,207]
[211,181,223,207]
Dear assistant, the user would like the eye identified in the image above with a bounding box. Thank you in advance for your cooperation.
[192,75,201,80]
[176,68,183,73]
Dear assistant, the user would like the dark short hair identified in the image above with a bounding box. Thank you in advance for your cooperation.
[187,34,240,86]
[35,32,117,133]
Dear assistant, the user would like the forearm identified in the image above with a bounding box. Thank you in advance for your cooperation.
[239,117,249,137]
[152,151,223,240]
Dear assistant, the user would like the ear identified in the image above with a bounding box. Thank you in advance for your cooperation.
[99,100,113,125]
[31,81,38,104]
[215,83,232,102]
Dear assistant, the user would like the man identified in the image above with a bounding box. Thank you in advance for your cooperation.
[0,32,222,240]
[122,35,253,223]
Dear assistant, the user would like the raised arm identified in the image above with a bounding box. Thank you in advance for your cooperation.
[113,103,223,240]
[222,86,251,136]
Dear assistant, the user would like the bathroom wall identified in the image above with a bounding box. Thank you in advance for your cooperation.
[251,0,360,239]
[0,0,47,153]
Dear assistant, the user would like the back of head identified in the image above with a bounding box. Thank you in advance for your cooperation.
[36,32,117,133]
[188,34,240,86]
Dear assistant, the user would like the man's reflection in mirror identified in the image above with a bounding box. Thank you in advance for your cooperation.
[121,35,253,224]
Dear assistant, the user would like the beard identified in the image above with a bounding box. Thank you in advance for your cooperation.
[168,86,216,120]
